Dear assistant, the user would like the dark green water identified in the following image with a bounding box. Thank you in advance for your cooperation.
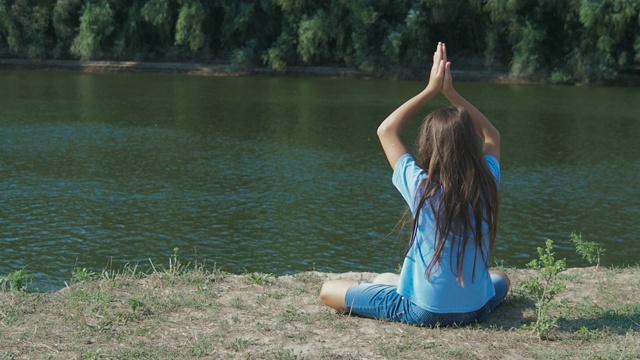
[1,70,639,291]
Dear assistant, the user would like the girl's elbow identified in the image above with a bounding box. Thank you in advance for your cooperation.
[484,127,500,144]
[377,123,392,139]
[492,131,501,144]
[493,126,501,139]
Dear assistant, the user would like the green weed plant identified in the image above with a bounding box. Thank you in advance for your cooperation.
[246,271,275,285]
[71,267,99,284]
[570,232,605,268]
[168,247,192,276]
[0,268,33,292]
[523,239,567,339]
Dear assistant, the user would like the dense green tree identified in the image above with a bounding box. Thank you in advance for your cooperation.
[52,0,82,58]
[483,0,568,77]
[110,0,146,58]
[568,0,640,84]
[264,0,324,70]
[483,0,640,83]
[380,0,488,75]
[70,0,115,60]
[334,0,380,68]
[219,1,282,69]
[0,1,20,52]
[175,0,207,54]
[141,0,175,44]
[0,0,638,84]
[0,0,55,59]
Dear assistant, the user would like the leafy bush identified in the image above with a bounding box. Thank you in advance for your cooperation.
[53,0,82,58]
[175,1,206,54]
[523,239,567,339]
[70,0,115,60]
[571,232,605,268]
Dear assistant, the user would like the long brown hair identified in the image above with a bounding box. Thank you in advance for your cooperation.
[408,106,499,284]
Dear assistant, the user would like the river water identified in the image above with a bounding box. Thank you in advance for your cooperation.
[1,70,639,291]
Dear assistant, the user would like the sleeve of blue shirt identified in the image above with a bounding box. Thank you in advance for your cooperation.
[392,153,427,215]
[485,154,501,186]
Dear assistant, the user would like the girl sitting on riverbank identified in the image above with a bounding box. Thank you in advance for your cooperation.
[320,42,510,326]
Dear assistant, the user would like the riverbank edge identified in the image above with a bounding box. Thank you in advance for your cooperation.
[4,58,640,86]
[1,266,639,359]
[0,58,524,83]
[4,58,640,87]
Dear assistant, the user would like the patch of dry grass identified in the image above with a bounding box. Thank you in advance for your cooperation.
[1,266,639,359]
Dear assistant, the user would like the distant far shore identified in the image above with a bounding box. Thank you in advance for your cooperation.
[0,58,523,83]
[3,58,639,86]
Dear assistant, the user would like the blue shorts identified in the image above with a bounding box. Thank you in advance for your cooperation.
[344,273,509,326]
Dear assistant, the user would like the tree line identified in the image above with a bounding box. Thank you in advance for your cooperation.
[1,0,639,84]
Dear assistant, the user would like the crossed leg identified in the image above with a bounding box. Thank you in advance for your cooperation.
[320,270,509,312]
[319,272,400,311]
[319,280,357,311]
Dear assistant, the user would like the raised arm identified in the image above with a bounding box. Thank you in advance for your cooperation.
[441,49,500,161]
[377,43,447,169]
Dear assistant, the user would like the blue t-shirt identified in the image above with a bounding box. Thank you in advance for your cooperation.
[392,153,500,313]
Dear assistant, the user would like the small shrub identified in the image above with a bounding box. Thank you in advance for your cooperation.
[570,232,605,268]
[523,239,567,339]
